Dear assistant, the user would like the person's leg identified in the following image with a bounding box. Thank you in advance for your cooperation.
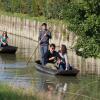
[43,45,48,64]
[40,46,44,65]
[59,63,66,71]
[1,43,8,47]
[59,64,64,71]
[44,45,48,53]
[6,43,8,46]
[1,44,4,47]
[65,64,70,70]
[40,45,48,65]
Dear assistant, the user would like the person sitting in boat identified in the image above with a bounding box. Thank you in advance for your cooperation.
[0,31,9,47]
[58,44,70,71]
[44,43,61,70]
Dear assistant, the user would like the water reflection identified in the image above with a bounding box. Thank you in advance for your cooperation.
[0,54,16,64]
[30,71,80,100]
[0,54,27,69]
[36,79,68,100]
[0,66,99,100]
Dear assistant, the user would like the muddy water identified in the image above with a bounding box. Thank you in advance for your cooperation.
[0,34,100,100]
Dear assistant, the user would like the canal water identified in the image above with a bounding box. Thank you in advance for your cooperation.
[0,34,100,100]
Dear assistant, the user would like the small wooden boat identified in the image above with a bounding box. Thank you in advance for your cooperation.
[0,45,17,54]
[35,60,79,76]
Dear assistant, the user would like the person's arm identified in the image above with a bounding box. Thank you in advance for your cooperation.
[49,57,55,61]
[56,52,62,64]
[64,54,69,69]
[56,52,62,60]
[47,31,52,39]
[46,30,52,39]
[6,37,9,44]
[44,51,55,63]
[1,38,5,44]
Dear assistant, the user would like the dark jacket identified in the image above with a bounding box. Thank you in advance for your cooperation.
[38,29,51,46]
[44,50,61,64]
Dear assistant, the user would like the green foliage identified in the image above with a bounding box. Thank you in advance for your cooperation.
[0,0,46,16]
[62,0,100,58]
[0,0,100,58]
[75,36,100,58]
[44,0,66,19]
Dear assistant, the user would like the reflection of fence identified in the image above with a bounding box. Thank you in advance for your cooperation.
[0,15,100,75]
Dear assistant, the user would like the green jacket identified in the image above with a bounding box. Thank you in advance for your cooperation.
[0,36,8,46]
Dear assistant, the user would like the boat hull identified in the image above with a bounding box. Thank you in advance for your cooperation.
[35,60,79,76]
[0,46,17,54]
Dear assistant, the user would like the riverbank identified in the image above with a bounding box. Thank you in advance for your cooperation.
[0,83,37,100]
[0,11,66,25]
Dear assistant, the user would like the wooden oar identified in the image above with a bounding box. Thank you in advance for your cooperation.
[26,43,40,65]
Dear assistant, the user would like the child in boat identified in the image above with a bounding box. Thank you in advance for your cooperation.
[0,31,9,47]
[58,44,69,71]
[38,23,52,65]
[44,43,61,69]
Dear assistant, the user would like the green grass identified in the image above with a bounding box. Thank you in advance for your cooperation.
[0,84,37,100]
[0,10,67,25]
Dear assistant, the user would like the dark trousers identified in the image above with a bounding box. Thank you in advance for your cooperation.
[40,45,48,65]
[1,43,8,47]
[59,62,66,71]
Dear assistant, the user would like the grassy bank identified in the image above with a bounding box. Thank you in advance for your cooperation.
[0,83,37,100]
[0,10,66,25]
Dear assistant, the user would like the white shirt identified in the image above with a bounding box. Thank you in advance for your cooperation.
[59,52,69,70]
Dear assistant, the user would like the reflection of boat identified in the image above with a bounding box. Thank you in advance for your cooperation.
[0,53,16,61]
[0,46,17,54]
[35,60,79,76]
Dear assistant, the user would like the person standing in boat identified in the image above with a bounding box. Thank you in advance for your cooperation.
[38,23,52,65]
[0,31,9,47]
[58,44,69,71]
[44,43,61,69]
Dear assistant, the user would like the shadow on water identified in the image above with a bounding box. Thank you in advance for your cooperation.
[0,53,16,61]
[0,53,27,68]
